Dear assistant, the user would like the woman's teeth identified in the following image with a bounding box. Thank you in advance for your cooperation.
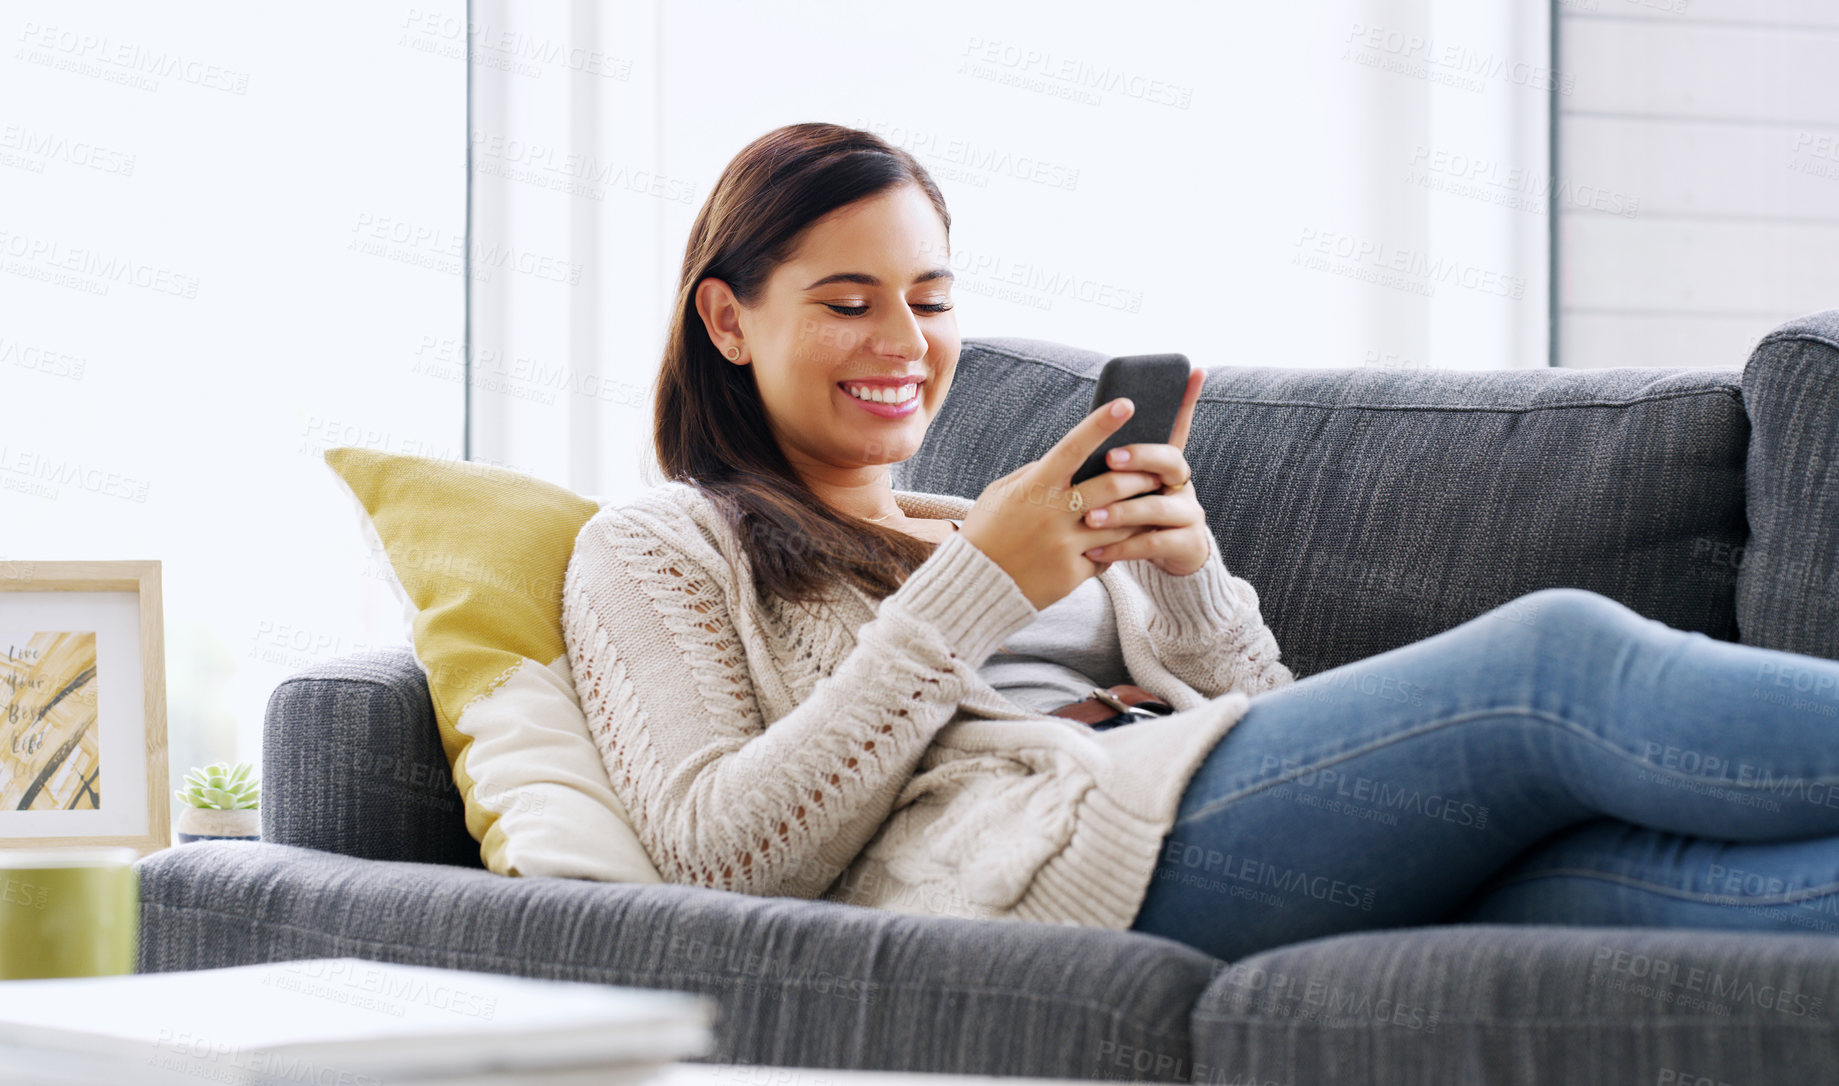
[843,383,919,404]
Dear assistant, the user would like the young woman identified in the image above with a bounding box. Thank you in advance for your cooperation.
[561,122,1839,963]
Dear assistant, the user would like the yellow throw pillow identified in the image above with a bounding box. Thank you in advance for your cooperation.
[323,446,661,883]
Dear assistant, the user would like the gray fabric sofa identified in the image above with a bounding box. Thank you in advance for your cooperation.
[137,311,1839,1083]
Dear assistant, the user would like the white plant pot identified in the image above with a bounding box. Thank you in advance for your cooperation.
[175,806,260,843]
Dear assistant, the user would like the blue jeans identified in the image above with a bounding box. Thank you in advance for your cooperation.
[1127,587,1839,961]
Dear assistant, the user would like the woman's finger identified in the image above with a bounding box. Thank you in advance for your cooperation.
[1166,367,1204,454]
[1083,468,1164,507]
[1085,526,1172,562]
[1086,524,1210,572]
[1041,397,1134,484]
[1084,493,1201,530]
[1104,443,1190,485]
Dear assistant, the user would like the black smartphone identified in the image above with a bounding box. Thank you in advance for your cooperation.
[1070,353,1192,484]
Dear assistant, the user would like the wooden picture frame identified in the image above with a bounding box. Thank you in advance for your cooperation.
[0,560,169,856]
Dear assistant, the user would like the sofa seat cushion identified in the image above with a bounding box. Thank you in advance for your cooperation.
[1189,924,1838,1085]
[138,841,1220,1081]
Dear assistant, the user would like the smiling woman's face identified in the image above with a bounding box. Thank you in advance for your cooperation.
[704,183,960,484]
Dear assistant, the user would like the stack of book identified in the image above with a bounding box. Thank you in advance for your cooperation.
[0,957,716,1085]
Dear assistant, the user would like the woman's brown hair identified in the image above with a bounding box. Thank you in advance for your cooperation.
[653,122,953,608]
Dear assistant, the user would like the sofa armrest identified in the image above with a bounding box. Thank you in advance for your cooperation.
[262,646,481,868]
[137,842,1218,1080]
[1191,925,1839,1086]
[1740,308,1839,659]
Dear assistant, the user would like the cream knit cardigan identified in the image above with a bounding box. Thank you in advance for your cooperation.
[561,481,1293,930]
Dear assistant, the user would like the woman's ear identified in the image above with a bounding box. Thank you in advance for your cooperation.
[695,277,747,364]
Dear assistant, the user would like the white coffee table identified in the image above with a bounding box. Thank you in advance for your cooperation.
[654,1064,1100,1086]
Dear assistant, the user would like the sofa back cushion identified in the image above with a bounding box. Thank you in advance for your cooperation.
[897,338,1749,678]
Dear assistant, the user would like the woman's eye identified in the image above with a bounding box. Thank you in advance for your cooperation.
[822,301,955,316]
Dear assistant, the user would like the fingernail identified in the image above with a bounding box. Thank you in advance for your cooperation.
[1086,548,1104,559]
[1110,399,1131,418]
[1110,448,1130,465]
[1089,508,1108,524]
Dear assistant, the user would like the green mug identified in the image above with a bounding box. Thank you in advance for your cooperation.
[0,847,139,979]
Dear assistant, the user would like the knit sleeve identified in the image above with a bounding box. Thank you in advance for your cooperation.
[561,507,1038,899]
[1125,530,1293,699]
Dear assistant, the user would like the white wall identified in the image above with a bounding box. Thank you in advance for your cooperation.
[1557,0,1839,369]
[1,4,462,808]
[468,0,1555,507]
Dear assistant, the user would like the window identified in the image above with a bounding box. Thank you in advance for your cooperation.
[467,2,1557,497]
[3,4,464,814]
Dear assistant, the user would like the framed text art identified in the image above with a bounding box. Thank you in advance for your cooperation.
[0,560,169,856]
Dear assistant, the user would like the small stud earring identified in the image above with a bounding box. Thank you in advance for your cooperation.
[725,346,740,361]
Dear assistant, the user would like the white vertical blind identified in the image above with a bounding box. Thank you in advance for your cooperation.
[466,0,669,505]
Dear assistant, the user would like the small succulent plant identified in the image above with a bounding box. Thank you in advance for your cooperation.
[175,761,261,810]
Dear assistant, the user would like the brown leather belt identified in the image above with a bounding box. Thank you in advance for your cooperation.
[1048,683,1176,729]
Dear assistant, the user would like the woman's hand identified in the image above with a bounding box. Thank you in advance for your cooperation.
[957,398,1166,610]
[1076,368,1211,577]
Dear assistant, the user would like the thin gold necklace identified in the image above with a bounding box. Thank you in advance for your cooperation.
[862,511,896,523]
